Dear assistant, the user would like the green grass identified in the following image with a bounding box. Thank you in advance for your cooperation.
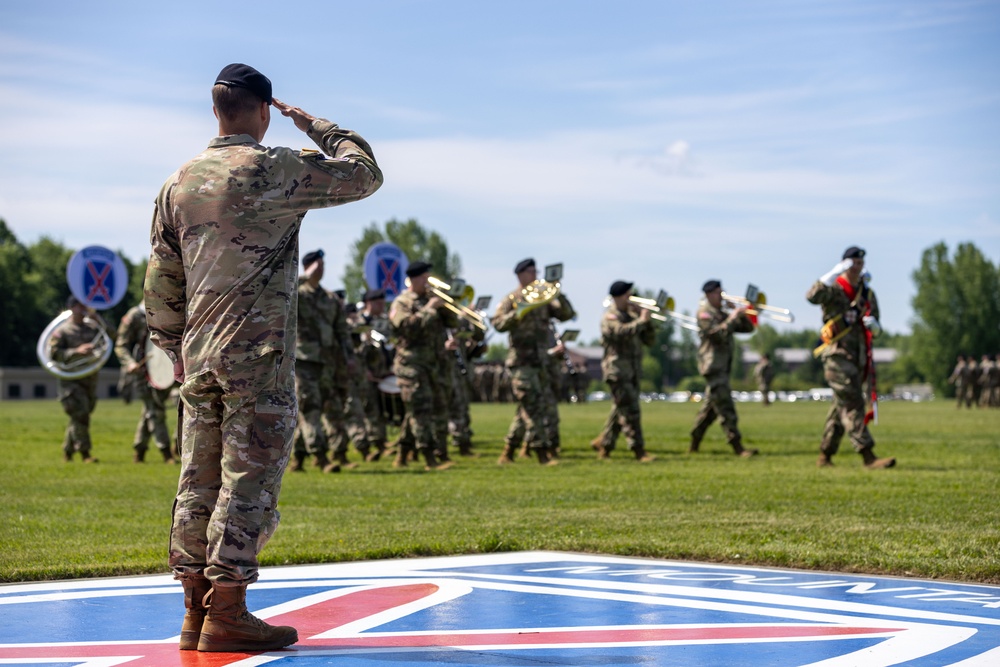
[1,398,998,584]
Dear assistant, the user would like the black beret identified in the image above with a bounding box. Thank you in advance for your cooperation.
[363,288,386,302]
[302,249,324,267]
[609,280,633,297]
[332,289,346,300]
[344,303,358,315]
[215,63,272,104]
[66,295,82,308]
[406,261,432,278]
[702,279,722,293]
[514,258,536,274]
[842,246,866,260]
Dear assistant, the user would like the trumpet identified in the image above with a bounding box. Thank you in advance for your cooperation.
[721,286,794,323]
[427,276,489,331]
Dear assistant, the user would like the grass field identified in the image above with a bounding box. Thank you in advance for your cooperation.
[1,397,997,584]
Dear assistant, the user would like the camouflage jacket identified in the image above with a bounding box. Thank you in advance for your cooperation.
[948,361,968,386]
[806,278,880,365]
[295,280,335,364]
[145,119,382,376]
[600,304,655,383]
[356,312,392,380]
[697,300,754,377]
[48,317,103,367]
[493,290,575,368]
[389,290,458,372]
[753,358,775,384]
[114,304,149,367]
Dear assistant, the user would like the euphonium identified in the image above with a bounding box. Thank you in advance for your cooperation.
[515,279,561,318]
[36,310,112,380]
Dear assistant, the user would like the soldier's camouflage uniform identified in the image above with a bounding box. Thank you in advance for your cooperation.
[323,295,367,462]
[293,279,336,464]
[446,319,486,454]
[948,358,969,408]
[145,119,382,586]
[806,278,881,458]
[389,289,457,459]
[493,290,575,459]
[690,299,755,453]
[48,317,103,459]
[753,356,775,406]
[595,303,655,455]
[357,311,391,452]
[115,304,174,460]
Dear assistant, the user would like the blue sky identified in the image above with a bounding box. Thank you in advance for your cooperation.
[1,0,997,343]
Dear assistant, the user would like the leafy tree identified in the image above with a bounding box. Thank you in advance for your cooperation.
[342,218,462,303]
[908,242,1000,391]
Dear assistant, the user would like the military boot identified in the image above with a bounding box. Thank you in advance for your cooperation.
[333,450,358,470]
[817,452,835,467]
[731,438,758,458]
[197,584,298,652]
[365,442,385,462]
[133,448,146,464]
[497,444,516,465]
[161,448,178,465]
[392,447,408,468]
[179,577,212,650]
[860,448,896,469]
[290,452,306,472]
[633,447,656,463]
[81,453,99,463]
[535,448,559,466]
[688,436,701,454]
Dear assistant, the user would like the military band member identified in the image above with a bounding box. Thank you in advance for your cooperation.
[325,289,367,469]
[754,353,775,406]
[145,63,382,653]
[388,261,456,470]
[115,299,177,464]
[357,289,392,461]
[689,280,758,457]
[48,296,105,463]
[947,354,969,409]
[492,258,575,465]
[593,281,656,461]
[446,315,486,456]
[806,247,895,469]
[291,250,336,473]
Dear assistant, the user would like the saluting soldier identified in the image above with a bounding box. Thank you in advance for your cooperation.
[689,280,759,458]
[806,247,895,469]
[493,258,575,465]
[48,296,106,463]
[145,63,382,653]
[115,299,177,464]
[593,280,656,461]
[388,261,456,470]
[290,250,336,473]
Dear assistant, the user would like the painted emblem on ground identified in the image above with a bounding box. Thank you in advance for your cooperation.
[1,551,998,665]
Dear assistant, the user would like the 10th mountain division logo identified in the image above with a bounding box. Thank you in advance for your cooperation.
[1,551,998,666]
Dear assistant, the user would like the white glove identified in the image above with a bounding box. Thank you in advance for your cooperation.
[820,259,854,286]
[863,315,881,336]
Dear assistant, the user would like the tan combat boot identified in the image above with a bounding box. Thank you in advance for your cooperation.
[633,447,656,463]
[179,577,212,650]
[860,448,896,469]
[197,584,298,652]
[497,444,516,465]
[161,449,178,465]
[290,453,306,472]
[817,452,834,467]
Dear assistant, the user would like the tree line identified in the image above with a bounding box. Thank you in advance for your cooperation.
[2,216,996,395]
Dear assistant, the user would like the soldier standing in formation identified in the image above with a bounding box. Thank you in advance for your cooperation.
[753,353,775,406]
[592,280,656,461]
[290,250,337,473]
[388,261,456,470]
[806,247,895,469]
[689,280,759,458]
[115,299,177,464]
[947,354,969,408]
[446,315,486,456]
[326,290,367,468]
[145,63,382,653]
[492,258,575,465]
[356,289,392,461]
[48,296,106,463]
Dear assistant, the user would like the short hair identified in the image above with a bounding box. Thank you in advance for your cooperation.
[212,84,262,123]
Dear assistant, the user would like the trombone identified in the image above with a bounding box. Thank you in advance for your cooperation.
[603,289,700,332]
[427,276,489,331]
[721,285,795,323]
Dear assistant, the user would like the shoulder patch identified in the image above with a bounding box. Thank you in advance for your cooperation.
[698,312,712,320]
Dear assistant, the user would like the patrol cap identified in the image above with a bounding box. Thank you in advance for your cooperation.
[514,258,536,274]
[702,279,722,293]
[302,249,324,267]
[215,63,273,104]
[363,288,386,302]
[609,280,633,297]
[842,246,866,260]
[406,261,432,278]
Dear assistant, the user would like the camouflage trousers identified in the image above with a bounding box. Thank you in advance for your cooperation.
[448,363,473,447]
[132,382,174,454]
[396,361,448,452]
[329,378,369,455]
[506,365,551,451]
[293,360,330,457]
[361,380,387,447]
[170,351,296,586]
[59,375,98,456]
[820,355,875,456]
[596,377,644,452]
[690,373,742,449]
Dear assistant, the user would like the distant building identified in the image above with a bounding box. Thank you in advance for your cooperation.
[0,367,120,402]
